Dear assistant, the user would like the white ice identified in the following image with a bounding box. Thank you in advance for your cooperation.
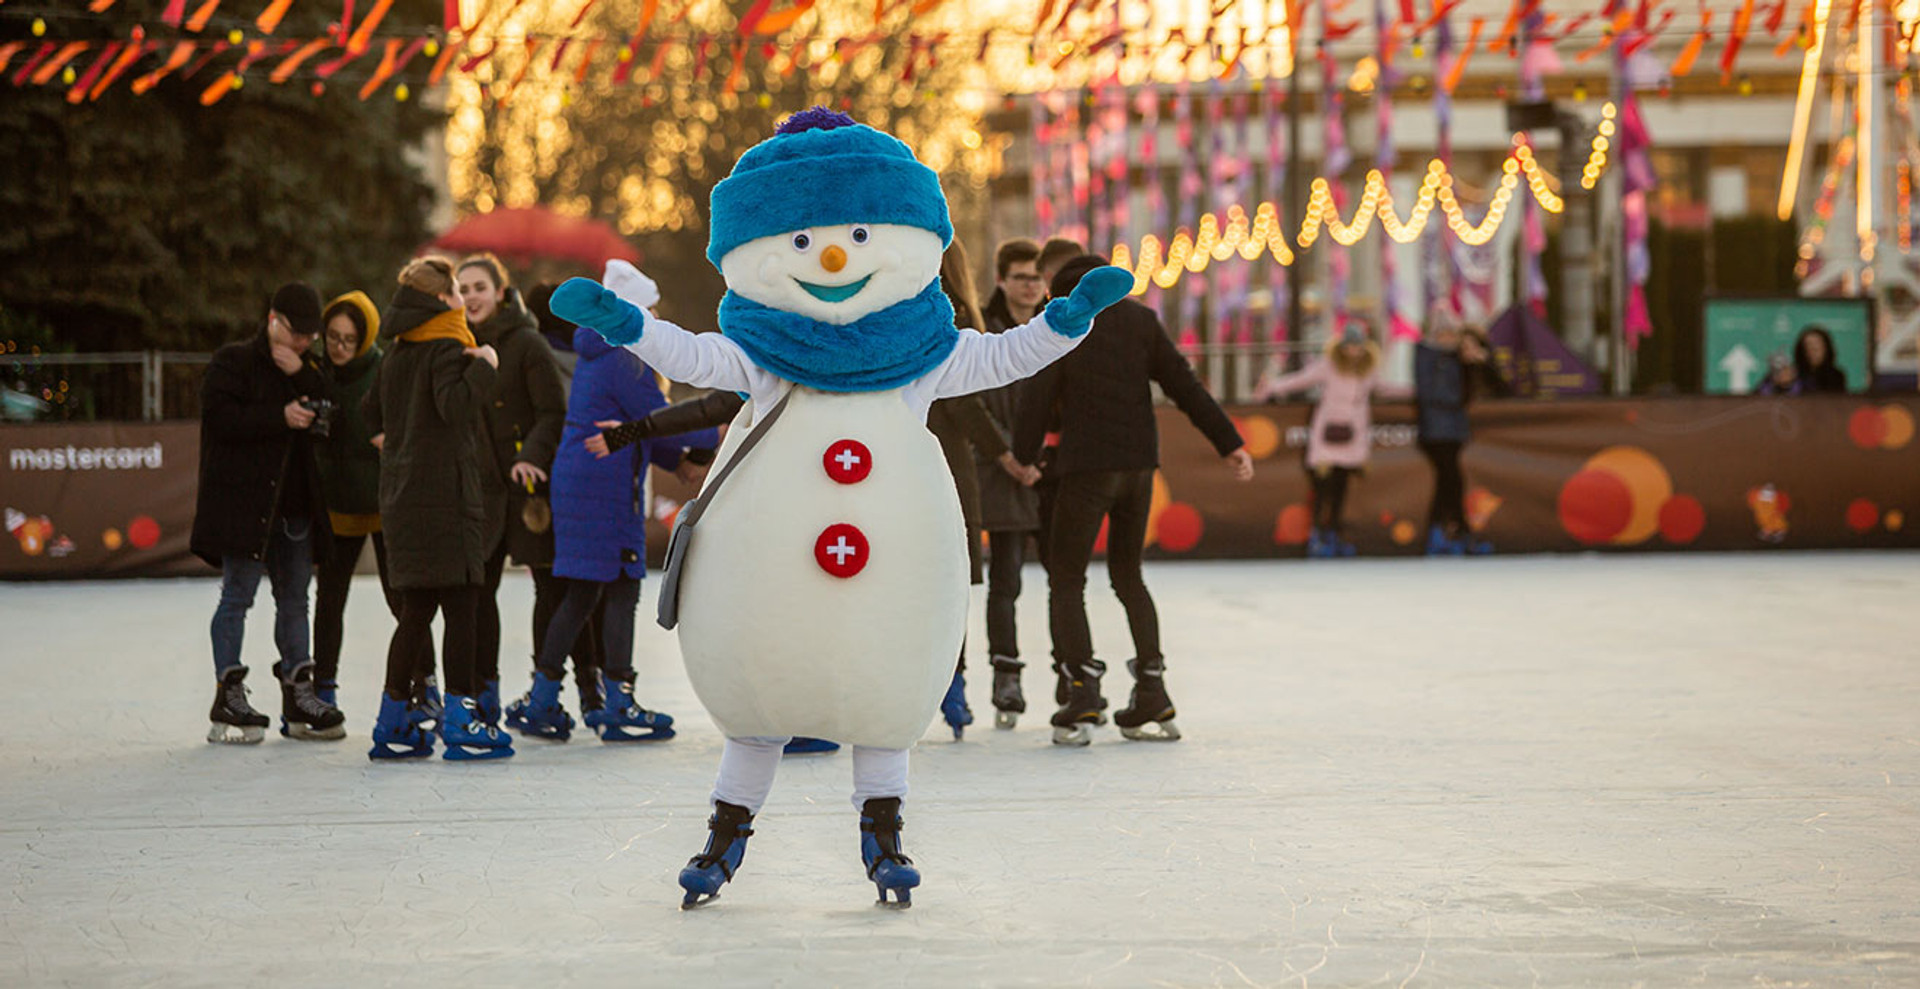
[2,553,1917,987]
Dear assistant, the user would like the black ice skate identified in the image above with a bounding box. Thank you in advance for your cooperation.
[208,666,270,744]
[1113,658,1181,741]
[990,655,1025,729]
[275,663,347,741]
[1049,659,1107,747]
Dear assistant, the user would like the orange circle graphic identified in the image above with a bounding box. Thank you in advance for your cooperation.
[1583,446,1673,545]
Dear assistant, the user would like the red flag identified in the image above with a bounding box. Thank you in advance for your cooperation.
[161,0,188,27]
[1720,0,1755,82]
[66,41,123,102]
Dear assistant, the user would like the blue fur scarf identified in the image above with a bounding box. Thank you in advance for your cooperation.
[717,280,958,393]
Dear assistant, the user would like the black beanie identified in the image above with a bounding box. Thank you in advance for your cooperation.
[271,283,324,338]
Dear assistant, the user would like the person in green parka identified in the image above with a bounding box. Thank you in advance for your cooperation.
[310,290,432,714]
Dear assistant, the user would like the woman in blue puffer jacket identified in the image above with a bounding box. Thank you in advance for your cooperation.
[507,322,717,742]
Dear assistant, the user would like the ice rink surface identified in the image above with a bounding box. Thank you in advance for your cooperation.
[3,552,1917,987]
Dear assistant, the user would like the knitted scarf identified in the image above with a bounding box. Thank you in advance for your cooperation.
[717,279,957,393]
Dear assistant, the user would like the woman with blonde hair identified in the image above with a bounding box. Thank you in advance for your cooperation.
[1254,320,1399,558]
[364,256,513,760]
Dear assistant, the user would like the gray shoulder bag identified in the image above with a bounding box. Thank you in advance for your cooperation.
[655,389,793,630]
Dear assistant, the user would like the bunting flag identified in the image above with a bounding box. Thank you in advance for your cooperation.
[1669,10,1712,76]
[1720,0,1755,82]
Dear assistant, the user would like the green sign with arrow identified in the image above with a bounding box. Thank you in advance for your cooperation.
[1702,297,1873,394]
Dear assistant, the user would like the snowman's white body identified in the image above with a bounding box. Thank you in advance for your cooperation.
[677,387,966,748]
[603,223,1077,751]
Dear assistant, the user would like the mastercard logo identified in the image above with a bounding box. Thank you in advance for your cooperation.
[1557,446,1704,546]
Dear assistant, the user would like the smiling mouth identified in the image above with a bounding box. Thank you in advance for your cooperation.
[795,274,872,303]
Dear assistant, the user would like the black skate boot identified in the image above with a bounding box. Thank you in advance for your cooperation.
[990,655,1025,729]
[1113,658,1181,741]
[1049,659,1108,747]
[680,801,755,909]
[275,662,347,741]
[208,666,270,744]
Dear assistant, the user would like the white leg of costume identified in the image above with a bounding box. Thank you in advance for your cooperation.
[850,746,910,809]
[711,736,789,813]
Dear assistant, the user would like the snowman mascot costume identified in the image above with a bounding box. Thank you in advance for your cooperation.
[552,107,1133,909]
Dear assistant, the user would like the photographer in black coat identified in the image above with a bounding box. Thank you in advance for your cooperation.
[191,282,345,745]
[1013,255,1253,746]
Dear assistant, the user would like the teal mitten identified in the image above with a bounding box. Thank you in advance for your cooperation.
[550,277,647,346]
[1041,266,1136,339]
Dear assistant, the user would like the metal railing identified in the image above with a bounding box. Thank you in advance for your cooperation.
[0,351,213,422]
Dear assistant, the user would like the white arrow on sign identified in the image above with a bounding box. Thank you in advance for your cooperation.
[1719,344,1760,393]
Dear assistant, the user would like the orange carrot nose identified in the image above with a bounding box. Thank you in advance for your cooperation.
[821,245,847,273]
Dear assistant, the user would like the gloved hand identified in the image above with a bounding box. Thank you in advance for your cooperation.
[1041,266,1136,339]
[551,277,647,346]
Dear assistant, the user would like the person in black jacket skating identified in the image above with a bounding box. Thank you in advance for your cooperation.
[1013,255,1254,746]
[192,282,346,745]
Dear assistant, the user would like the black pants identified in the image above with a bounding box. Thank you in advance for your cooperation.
[1308,465,1357,533]
[985,529,1029,661]
[385,585,480,700]
[476,540,508,687]
[530,566,604,701]
[313,531,435,689]
[537,577,639,684]
[1046,469,1161,677]
[1420,440,1467,533]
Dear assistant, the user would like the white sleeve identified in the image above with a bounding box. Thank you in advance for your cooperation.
[624,317,775,397]
[921,313,1081,400]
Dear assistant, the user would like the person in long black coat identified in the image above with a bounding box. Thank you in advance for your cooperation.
[363,257,511,760]
[192,282,345,744]
[1013,254,1254,745]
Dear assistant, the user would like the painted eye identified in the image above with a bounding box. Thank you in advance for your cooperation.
[791,232,812,251]
[850,226,870,245]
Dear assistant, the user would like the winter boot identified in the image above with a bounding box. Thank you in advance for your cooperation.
[990,655,1025,729]
[504,670,574,741]
[1050,659,1108,747]
[1426,524,1465,556]
[859,797,921,908]
[368,692,435,760]
[783,737,841,755]
[595,671,675,742]
[207,666,269,744]
[1113,658,1181,741]
[441,694,514,761]
[680,801,755,909]
[939,671,973,740]
[274,662,346,741]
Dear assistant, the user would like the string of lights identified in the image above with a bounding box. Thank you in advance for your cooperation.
[1110,118,1617,294]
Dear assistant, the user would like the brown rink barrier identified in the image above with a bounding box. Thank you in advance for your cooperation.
[4,395,1918,579]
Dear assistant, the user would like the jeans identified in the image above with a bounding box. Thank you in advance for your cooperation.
[385,585,480,699]
[537,577,638,681]
[210,516,313,678]
[1045,469,1161,678]
[984,529,1029,661]
[530,566,604,699]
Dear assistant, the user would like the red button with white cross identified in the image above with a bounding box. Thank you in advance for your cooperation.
[822,439,872,484]
[814,523,869,578]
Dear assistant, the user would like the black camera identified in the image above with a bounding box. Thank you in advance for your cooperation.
[299,397,335,438]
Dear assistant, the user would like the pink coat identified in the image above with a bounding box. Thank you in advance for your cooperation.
[1262,359,1404,469]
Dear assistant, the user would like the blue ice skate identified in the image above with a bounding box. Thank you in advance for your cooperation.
[1426,525,1466,557]
[1333,532,1358,557]
[859,797,920,908]
[940,672,973,740]
[595,672,675,742]
[368,693,435,760]
[1306,526,1335,559]
[441,694,514,761]
[477,679,503,726]
[504,671,574,741]
[680,801,755,909]
[783,737,841,755]
[316,680,338,709]
[415,675,444,725]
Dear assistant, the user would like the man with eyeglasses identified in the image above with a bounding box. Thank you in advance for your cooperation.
[191,282,346,745]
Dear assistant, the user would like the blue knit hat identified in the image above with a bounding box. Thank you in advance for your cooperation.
[706,107,954,267]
